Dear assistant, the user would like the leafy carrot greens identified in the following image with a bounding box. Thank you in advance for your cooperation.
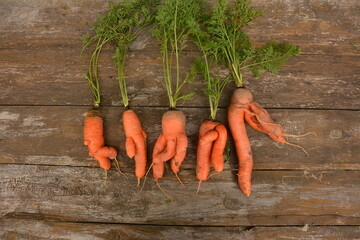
[202,0,301,87]
[151,0,203,108]
[80,0,158,107]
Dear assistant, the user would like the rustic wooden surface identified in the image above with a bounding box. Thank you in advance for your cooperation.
[0,0,359,239]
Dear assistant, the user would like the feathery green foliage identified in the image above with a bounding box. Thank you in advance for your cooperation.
[81,0,158,107]
[203,0,301,87]
[190,17,230,120]
[151,0,203,108]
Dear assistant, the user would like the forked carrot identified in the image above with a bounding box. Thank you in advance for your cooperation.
[123,109,147,183]
[152,110,188,179]
[84,109,117,170]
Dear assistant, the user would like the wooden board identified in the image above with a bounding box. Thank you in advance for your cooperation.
[0,106,359,170]
[1,0,359,55]
[1,0,360,238]
[0,0,359,108]
[1,219,359,240]
[1,165,359,225]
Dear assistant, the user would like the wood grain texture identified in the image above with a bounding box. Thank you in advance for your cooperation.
[0,0,359,54]
[1,0,360,237]
[1,48,359,108]
[1,219,359,240]
[0,106,359,170]
[0,0,359,108]
[0,164,359,225]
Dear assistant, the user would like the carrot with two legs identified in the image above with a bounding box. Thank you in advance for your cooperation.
[190,23,230,194]
[203,0,301,196]
[110,0,157,184]
[150,0,203,198]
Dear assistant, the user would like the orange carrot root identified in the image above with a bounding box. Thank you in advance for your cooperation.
[196,121,219,181]
[228,102,253,196]
[123,109,147,180]
[211,124,227,173]
[152,110,188,180]
[229,88,312,196]
[84,109,117,170]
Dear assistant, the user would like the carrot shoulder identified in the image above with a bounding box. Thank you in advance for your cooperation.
[84,109,117,170]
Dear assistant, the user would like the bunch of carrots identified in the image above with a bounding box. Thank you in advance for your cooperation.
[81,0,308,198]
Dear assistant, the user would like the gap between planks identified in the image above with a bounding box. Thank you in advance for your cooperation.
[0,104,359,112]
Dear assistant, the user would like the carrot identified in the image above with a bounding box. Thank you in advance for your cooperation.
[211,124,227,173]
[123,109,147,182]
[196,121,220,181]
[152,110,188,179]
[84,109,117,170]
[229,88,311,196]
[195,120,227,195]
[228,93,253,197]
[238,88,299,143]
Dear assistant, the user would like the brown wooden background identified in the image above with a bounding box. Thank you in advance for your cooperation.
[0,0,359,239]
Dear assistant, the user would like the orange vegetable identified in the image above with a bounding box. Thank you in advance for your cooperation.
[196,121,227,195]
[229,88,308,196]
[196,121,227,180]
[84,109,117,170]
[152,110,188,178]
[228,96,253,196]
[123,109,147,181]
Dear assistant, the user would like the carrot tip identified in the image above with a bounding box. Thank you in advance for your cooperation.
[137,178,141,187]
[195,180,202,196]
[175,173,186,190]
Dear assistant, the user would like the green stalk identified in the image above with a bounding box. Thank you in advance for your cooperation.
[115,48,129,107]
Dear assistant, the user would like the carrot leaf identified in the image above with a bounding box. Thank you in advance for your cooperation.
[151,0,203,108]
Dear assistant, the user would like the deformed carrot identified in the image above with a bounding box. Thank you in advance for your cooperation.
[152,133,166,180]
[84,109,117,170]
[196,120,227,195]
[196,121,220,181]
[123,109,147,182]
[152,110,188,179]
[229,88,311,196]
[211,124,227,173]
[228,102,253,197]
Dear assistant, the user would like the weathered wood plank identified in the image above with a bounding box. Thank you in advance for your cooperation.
[0,219,359,240]
[0,47,359,108]
[1,107,359,170]
[0,0,359,108]
[0,0,359,55]
[0,165,359,225]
